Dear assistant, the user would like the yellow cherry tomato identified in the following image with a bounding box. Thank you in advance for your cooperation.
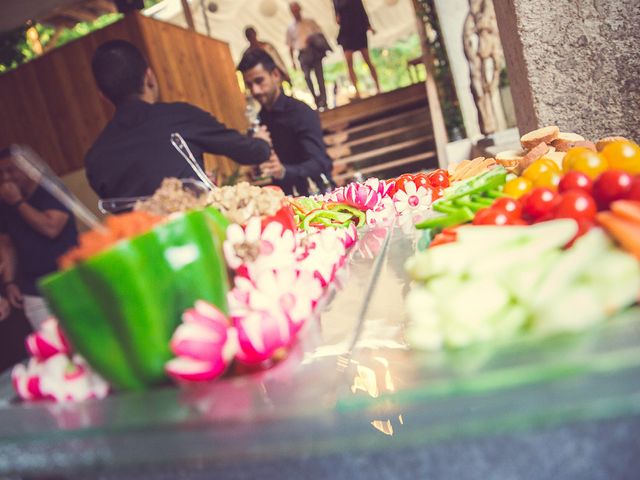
[600,140,640,174]
[562,147,599,173]
[522,158,560,181]
[533,170,562,190]
[503,177,533,199]
[570,152,608,179]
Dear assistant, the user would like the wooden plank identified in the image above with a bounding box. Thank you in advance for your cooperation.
[334,151,437,183]
[333,135,434,167]
[337,123,430,150]
[324,106,430,141]
[319,83,427,131]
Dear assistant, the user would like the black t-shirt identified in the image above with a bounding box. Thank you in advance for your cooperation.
[0,187,78,295]
[259,94,333,195]
[85,100,271,199]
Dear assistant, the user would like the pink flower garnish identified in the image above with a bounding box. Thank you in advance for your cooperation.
[25,317,70,361]
[364,178,394,198]
[366,196,397,227]
[12,354,109,402]
[166,301,237,383]
[343,182,381,211]
[393,181,432,215]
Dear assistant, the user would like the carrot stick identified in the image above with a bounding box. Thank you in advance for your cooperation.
[610,200,640,224]
[597,211,640,259]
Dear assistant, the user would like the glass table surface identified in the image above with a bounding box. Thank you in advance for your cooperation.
[1,226,639,476]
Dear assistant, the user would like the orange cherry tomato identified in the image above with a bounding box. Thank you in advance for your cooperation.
[503,177,533,199]
[394,174,415,193]
[533,170,562,190]
[523,158,560,181]
[563,147,607,178]
[600,140,640,174]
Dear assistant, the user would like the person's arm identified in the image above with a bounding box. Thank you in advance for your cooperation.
[0,182,69,239]
[280,107,331,182]
[0,234,22,309]
[182,104,271,165]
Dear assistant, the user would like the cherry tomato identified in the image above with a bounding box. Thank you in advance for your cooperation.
[592,170,632,208]
[564,148,608,179]
[413,173,431,190]
[473,208,510,226]
[491,197,522,220]
[394,174,415,193]
[627,176,640,201]
[427,169,450,188]
[503,177,533,199]
[522,158,560,181]
[563,147,599,173]
[533,171,562,190]
[431,186,445,201]
[558,171,593,194]
[521,188,560,219]
[600,140,640,174]
[554,190,597,222]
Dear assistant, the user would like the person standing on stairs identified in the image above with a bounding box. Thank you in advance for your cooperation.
[286,2,331,110]
[333,0,381,98]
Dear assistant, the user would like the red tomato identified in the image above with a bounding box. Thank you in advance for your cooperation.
[394,174,415,193]
[473,208,510,226]
[430,232,457,247]
[413,173,431,190]
[491,197,522,220]
[558,171,593,195]
[521,188,560,220]
[554,190,597,222]
[427,169,450,188]
[626,176,640,201]
[431,186,445,201]
[592,170,633,208]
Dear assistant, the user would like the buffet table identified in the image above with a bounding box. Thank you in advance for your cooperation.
[1,226,640,479]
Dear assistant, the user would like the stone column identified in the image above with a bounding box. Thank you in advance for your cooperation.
[493,0,640,140]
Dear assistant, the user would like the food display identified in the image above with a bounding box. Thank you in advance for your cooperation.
[8,129,640,408]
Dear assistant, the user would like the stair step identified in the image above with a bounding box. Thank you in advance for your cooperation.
[333,135,434,168]
[324,107,430,144]
[334,151,437,183]
[320,84,427,132]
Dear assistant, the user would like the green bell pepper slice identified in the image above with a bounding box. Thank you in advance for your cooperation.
[38,208,230,391]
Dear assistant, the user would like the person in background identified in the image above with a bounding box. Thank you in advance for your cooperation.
[334,0,381,98]
[0,147,78,331]
[286,2,330,110]
[238,49,334,196]
[243,26,292,85]
[85,40,272,199]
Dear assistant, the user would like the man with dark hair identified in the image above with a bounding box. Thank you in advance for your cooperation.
[0,148,78,330]
[238,49,334,196]
[86,39,271,199]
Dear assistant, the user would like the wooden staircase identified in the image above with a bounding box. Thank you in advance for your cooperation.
[320,84,439,185]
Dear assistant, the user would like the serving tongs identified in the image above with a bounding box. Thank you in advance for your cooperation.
[170,132,217,190]
[10,145,107,233]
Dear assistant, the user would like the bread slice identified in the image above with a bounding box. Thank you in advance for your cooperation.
[520,126,560,150]
[596,136,629,152]
[495,149,525,172]
[519,142,551,173]
[557,132,585,143]
[552,138,596,152]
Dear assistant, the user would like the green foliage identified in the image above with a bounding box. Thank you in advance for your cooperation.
[0,13,123,75]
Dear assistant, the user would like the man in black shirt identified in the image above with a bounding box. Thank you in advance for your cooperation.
[238,49,334,196]
[0,148,78,330]
[86,40,272,199]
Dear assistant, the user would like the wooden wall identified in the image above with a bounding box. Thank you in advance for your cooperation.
[0,12,247,178]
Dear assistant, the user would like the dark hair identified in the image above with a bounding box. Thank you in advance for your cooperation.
[237,48,278,74]
[244,26,257,40]
[91,40,148,105]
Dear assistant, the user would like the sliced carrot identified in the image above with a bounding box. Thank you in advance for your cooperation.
[597,211,640,259]
[610,200,640,224]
